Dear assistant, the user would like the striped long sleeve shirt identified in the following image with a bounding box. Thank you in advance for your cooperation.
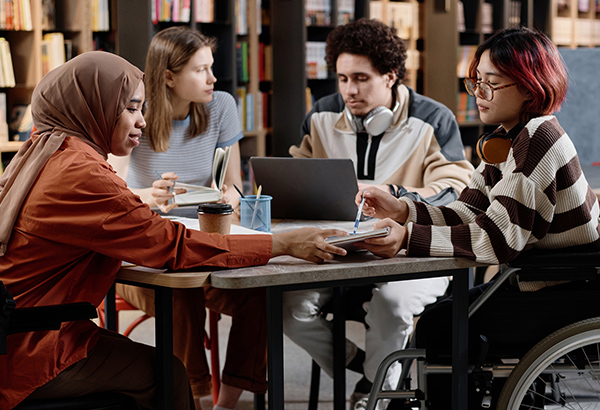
[403,116,600,265]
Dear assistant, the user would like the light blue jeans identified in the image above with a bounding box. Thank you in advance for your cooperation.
[282,277,449,392]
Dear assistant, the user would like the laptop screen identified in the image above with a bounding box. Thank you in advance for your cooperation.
[250,157,360,221]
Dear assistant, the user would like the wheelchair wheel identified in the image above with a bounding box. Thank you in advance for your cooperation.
[497,317,600,409]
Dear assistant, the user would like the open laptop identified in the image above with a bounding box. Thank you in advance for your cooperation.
[249,157,360,221]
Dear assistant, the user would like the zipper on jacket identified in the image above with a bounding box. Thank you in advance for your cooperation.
[363,135,372,177]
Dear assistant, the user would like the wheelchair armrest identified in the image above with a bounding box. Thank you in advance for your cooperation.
[8,302,98,335]
[508,250,600,269]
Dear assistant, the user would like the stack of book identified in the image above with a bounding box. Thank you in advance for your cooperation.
[0,38,15,87]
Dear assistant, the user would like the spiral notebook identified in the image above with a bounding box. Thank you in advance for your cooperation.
[249,157,360,221]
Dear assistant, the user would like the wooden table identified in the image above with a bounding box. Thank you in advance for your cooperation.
[112,218,486,410]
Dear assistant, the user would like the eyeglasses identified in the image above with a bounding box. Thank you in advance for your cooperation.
[464,78,517,101]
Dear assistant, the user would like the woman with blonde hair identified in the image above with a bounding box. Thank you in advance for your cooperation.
[124,25,243,213]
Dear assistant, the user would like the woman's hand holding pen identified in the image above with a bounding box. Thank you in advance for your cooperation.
[272,228,348,263]
[219,184,241,212]
[356,186,409,223]
[152,171,186,213]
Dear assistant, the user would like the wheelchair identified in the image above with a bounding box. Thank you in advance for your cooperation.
[365,250,600,410]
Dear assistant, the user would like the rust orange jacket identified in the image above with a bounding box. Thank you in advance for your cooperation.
[0,137,272,408]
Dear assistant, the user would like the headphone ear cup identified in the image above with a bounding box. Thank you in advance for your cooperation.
[476,132,512,164]
[363,106,393,136]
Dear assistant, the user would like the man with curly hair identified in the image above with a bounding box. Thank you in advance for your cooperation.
[284,19,474,409]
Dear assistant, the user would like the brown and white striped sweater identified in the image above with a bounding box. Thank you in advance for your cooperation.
[402,116,600,265]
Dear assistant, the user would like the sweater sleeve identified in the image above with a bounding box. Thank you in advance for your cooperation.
[403,116,599,264]
[405,171,549,264]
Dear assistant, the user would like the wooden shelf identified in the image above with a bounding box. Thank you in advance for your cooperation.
[0,141,24,153]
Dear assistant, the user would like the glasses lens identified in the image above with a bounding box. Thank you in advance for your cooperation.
[479,83,492,101]
[465,79,476,96]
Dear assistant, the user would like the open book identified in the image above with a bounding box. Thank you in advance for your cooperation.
[172,146,231,206]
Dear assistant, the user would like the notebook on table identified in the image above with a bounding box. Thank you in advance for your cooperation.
[249,157,360,221]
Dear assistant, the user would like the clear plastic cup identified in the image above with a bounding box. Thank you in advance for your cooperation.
[240,195,271,232]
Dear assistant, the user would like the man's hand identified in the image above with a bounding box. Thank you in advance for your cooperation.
[271,228,348,263]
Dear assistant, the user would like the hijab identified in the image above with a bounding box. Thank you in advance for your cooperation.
[0,51,144,256]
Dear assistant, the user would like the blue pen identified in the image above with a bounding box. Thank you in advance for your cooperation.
[352,191,366,235]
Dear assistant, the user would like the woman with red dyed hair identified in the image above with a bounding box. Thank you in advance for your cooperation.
[350,27,600,408]
[356,26,598,269]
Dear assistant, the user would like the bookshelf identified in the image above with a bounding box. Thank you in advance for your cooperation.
[270,0,368,157]
[0,0,112,164]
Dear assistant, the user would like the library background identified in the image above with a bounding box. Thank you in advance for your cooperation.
[0,0,598,186]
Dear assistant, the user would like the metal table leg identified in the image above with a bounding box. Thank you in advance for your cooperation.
[154,286,173,410]
[267,287,285,409]
[452,268,469,410]
[332,286,346,410]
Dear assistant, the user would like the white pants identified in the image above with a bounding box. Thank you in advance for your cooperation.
[282,277,449,391]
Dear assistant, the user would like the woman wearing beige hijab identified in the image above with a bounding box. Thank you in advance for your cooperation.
[0,51,346,409]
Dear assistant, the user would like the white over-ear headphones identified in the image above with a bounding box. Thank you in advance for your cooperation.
[345,101,400,136]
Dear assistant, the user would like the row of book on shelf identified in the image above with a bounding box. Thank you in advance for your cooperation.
[558,0,600,12]
[152,0,212,24]
[234,0,262,35]
[236,88,270,132]
[370,0,418,40]
[0,0,32,31]
[41,32,72,76]
[236,41,272,84]
[91,0,110,31]
[306,42,328,80]
[41,0,109,31]
[305,0,355,27]
[457,92,478,123]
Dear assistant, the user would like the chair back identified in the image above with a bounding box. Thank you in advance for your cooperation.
[0,281,15,354]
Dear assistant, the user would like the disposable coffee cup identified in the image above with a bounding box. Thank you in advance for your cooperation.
[197,203,234,235]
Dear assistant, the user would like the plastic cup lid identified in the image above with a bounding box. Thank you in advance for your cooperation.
[197,203,234,215]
